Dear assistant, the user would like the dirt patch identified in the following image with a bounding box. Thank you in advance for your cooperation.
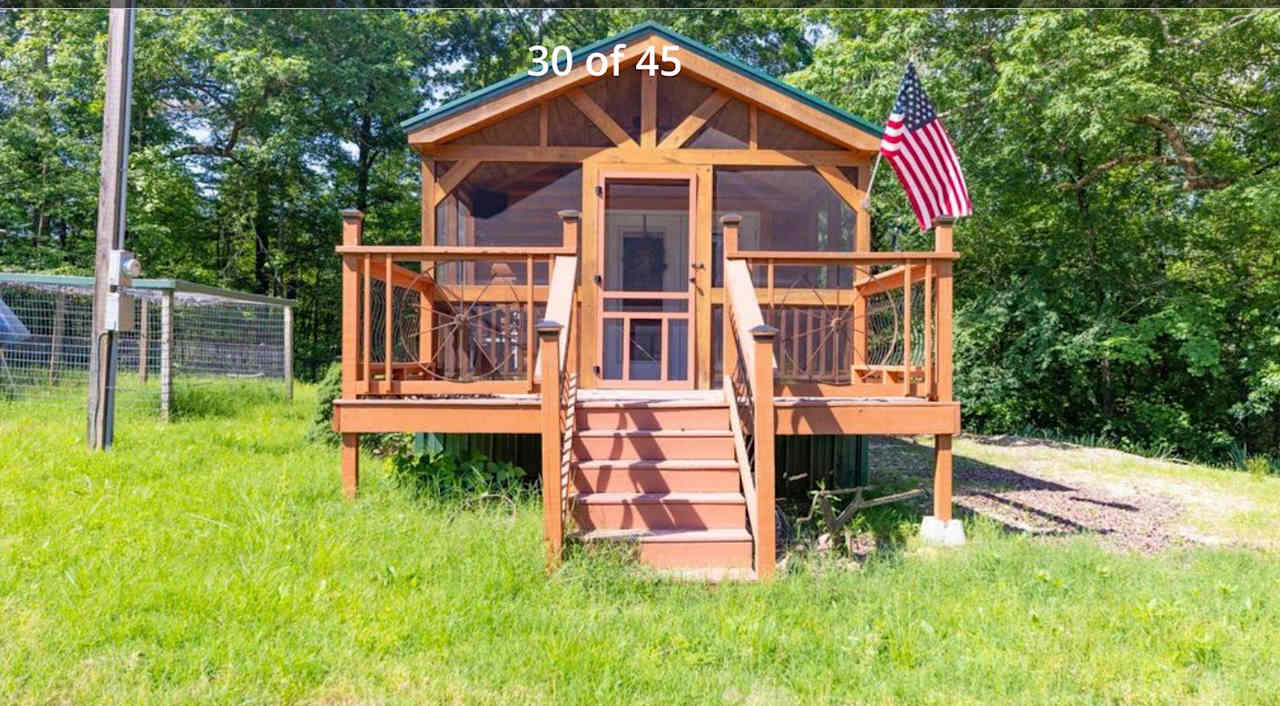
[871,436,1194,553]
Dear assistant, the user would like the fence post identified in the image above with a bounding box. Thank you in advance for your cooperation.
[932,216,955,524]
[283,304,293,401]
[537,320,563,571]
[160,289,173,422]
[750,323,777,580]
[138,298,148,382]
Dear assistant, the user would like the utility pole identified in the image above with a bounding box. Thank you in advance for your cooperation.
[87,5,137,449]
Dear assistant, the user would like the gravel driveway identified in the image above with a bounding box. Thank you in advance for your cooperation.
[871,436,1192,553]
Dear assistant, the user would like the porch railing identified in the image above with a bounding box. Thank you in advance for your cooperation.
[721,215,958,400]
[723,246,776,578]
[337,209,580,398]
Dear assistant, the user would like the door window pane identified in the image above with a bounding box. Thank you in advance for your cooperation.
[628,319,663,381]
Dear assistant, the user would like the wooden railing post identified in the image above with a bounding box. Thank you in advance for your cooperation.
[339,208,364,500]
[537,320,563,571]
[720,213,741,256]
[932,216,955,524]
[559,209,581,251]
[853,202,871,378]
[750,323,777,580]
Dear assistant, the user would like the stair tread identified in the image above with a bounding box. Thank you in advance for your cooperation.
[576,400,728,409]
[572,491,745,504]
[575,429,731,437]
[574,459,738,470]
[572,527,751,543]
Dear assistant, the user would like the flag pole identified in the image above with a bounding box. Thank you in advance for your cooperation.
[860,152,883,211]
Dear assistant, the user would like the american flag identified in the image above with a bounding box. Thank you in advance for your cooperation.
[880,63,971,231]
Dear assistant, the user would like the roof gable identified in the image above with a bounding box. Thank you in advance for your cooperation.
[402,21,882,149]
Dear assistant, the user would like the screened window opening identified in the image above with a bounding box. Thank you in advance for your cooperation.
[433,162,582,284]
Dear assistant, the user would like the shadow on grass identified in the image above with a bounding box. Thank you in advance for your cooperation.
[780,436,1153,567]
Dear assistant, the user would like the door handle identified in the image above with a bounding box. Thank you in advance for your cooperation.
[689,262,704,283]
[593,274,603,285]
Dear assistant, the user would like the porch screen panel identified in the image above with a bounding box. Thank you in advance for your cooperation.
[583,69,642,144]
[657,73,717,145]
[714,167,860,384]
[434,162,581,286]
[687,98,750,149]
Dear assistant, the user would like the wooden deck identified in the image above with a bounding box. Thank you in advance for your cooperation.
[332,391,959,436]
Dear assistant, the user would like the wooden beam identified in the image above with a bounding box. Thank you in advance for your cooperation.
[814,164,867,212]
[749,104,758,149]
[567,88,638,149]
[420,159,434,244]
[334,399,540,434]
[340,210,363,398]
[694,165,713,388]
[640,71,657,149]
[751,325,777,580]
[658,89,731,150]
[775,400,961,435]
[537,322,563,570]
[934,434,953,521]
[433,159,479,206]
[341,434,359,500]
[538,102,548,146]
[427,144,866,166]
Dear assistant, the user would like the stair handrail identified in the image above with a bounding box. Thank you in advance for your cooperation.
[538,212,581,571]
[721,214,778,580]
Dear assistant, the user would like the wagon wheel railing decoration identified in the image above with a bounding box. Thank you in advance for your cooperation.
[387,262,530,382]
[763,263,923,385]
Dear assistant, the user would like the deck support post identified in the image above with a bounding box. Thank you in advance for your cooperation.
[537,320,564,571]
[924,215,961,545]
[341,433,359,500]
[751,323,777,580]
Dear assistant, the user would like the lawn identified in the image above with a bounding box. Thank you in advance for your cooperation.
[2,386,1280,704]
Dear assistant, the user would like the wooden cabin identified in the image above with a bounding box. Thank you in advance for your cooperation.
[331,23,961,579]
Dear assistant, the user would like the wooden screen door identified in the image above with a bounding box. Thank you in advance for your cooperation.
[595,172,696,388]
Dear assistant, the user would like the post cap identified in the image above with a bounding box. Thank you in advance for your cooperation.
[557,209,581,221]
[535,319,563,335]
[719,214,742,226]
[933,215,955,227]
[750,324,779,340]
[340,209,365,220]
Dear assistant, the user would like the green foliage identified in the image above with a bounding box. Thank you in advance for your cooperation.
[793,9,1280,464]
[1244,456,1275,479]
[389,443,526,501]
[306,361,342,446]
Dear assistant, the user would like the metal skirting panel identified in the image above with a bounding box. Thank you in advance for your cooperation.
[776,435,869,499]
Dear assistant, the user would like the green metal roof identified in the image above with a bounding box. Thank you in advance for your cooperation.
[400,21,883,141]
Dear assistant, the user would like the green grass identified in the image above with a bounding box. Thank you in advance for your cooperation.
[3,388,1280,704]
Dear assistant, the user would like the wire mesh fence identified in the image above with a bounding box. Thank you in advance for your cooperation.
[0,273,293,421]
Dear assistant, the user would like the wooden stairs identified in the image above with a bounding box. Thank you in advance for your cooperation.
[568,397,755,574]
